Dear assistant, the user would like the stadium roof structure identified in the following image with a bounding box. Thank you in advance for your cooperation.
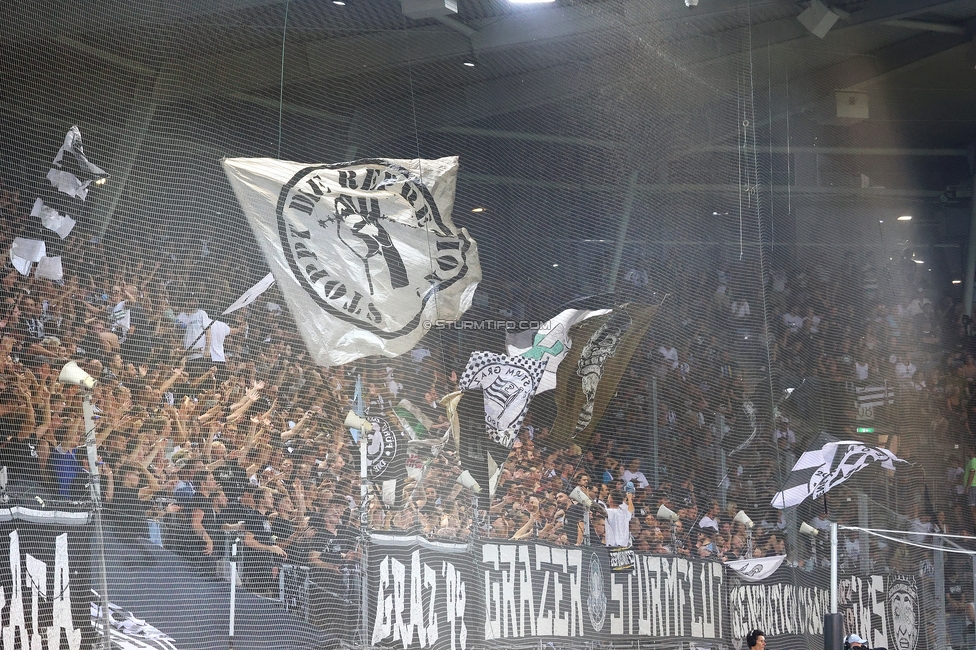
[2,0,975,262]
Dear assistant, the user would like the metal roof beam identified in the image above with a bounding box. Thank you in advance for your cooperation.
[0,0,288,46]
[884,19,967,35]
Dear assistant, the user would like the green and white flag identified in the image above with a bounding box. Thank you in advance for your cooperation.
[506,308,609,393]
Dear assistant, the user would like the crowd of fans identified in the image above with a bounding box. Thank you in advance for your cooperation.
[0,175,974,639]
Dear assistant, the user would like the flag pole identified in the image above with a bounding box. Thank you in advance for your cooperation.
[830,522,837,612]
[355,374,369,648]
[824,521,843,650]
[229,537,238,650]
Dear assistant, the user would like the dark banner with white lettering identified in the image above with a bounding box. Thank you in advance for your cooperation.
[0,518,93,650]
[367,536,920,650]
[727,567,919,650]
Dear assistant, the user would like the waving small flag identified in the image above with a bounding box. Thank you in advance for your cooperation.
[725,556,786,582]
[47,126,108,200]
[771,432,907,509]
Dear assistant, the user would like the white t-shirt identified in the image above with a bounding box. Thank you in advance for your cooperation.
[855,362,869,380]
[774,426,796,445]
[178,309,210,359]
[208,320,231,362]
[895,361,917,379]
[907,518,933,543]
[732,300,750,318]
[658,346,679,368]
[621,469,649,489]
[811,515,831,532]
[410,348,431,363]
[771,271,787,292]
[110,300,130,334]
[605,503,633,547]
[699,515,720,531]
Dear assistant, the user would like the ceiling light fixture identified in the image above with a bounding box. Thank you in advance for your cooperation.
[333,0,346,5]
[462,60,476,67]
[898,215,912,221]
[797,0,840,38]
[552,263,559,268]
[953,280,962,284]
[913,259,925,264]
[509,0,556,4]
[470,207,485,213]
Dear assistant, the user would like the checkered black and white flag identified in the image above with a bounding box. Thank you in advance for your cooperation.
[459,351,545,449]
[771,432,907,509]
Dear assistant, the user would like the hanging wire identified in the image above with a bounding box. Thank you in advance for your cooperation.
[842,525,976,555]
[276,0,290,159]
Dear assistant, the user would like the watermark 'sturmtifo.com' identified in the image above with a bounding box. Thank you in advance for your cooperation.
[423,320,552,331]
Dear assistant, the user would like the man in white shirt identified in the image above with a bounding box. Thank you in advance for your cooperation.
[895,358,916,379]
[699,501,721,532]
[731,299,750,318]
[177,294,210,376]
[207,318,244,383]
[621,458,650,489]
[603,488,634,548]
[810,512,831,533]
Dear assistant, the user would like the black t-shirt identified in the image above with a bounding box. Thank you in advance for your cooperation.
[189,493,222,551]
[0,434,40,486]
[314,525,356,567]
[106,485,149,538]
[564,504,586,544]
[244,507,274,549]
[214,461,248,500]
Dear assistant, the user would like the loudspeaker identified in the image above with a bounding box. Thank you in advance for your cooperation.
[58,361,96,389]
[734,510,755,529]
[656,505,679,522]
[570,486,592,508]
[343,411,373,432]
[800,522,820,537]
[456,470,482,493]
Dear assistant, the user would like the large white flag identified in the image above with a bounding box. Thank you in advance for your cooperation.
[506,308,610,393]
[771,432,907,509]
[223,157,480,366]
